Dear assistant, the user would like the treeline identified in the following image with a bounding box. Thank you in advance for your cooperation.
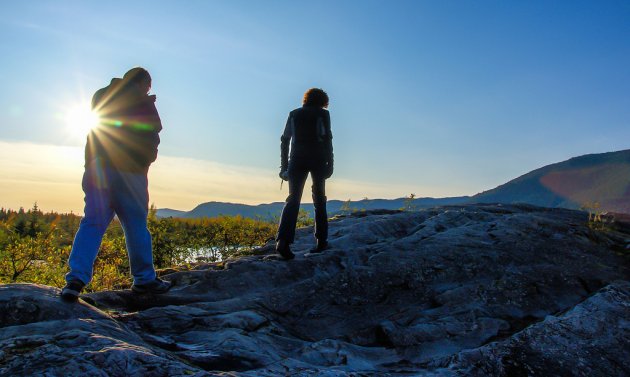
[0,204,312,292]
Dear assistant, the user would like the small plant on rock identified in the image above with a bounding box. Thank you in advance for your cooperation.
[581,201,612,232]
[401,193,417,211]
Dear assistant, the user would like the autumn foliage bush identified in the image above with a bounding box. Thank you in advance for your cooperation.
[0,204,280,292]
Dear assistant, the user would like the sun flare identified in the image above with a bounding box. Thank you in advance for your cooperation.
[65,103,99,138]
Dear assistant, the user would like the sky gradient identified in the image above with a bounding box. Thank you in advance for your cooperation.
[1,1,629,213]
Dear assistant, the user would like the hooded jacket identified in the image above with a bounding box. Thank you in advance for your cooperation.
[280,106,333,171]
[85,78,162,173]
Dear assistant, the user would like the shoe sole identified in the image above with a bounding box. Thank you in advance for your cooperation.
[60,289,81,302]
[131,284,172,294]
[277,249,295,260]
[309,245,329,253]
[275,238,294,260]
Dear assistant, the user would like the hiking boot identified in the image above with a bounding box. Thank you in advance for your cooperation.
[310,239,329,253]
[131,277,172,294]
[275,239,295,260]
[61,279,85,302]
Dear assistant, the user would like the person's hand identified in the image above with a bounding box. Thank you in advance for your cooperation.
[324,160,334,179]
[279,170,289,181]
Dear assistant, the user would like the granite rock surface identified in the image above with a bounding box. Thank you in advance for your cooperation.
[1,204,629,376]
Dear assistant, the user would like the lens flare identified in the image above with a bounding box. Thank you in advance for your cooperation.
[65,103,99,137]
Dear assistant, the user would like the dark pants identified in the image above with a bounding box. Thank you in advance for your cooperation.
[277,158,328,244]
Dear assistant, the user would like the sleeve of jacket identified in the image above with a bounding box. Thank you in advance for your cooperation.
[140,99,162,166]
[324,110,333,164]
[280,113,292,171]
[128,98,162,168]
[84,87,108,166]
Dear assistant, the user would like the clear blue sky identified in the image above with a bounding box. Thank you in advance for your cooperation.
[1,1,629,212]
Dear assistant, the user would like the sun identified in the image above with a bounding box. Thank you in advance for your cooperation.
[65,102,100,138]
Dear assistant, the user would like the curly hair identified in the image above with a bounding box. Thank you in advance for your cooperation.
[302,88,329,108]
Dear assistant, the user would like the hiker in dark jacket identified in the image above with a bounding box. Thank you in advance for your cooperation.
[61,67,171,301]
[276,88,334,259]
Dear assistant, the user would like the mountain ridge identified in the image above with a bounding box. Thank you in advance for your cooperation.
[157,149,630,218]
[157,196,471,219]
[470,149,630,212]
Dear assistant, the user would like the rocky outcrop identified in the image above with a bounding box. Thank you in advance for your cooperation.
[1,204,629,376]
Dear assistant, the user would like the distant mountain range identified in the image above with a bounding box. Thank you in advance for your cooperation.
[470,149,630,213]
[157,149,630,218]
[157,197,470,220]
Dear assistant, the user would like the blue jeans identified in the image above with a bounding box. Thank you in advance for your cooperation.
[66,161,157,285]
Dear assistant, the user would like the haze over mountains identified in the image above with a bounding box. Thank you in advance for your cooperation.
[158,149,630,218]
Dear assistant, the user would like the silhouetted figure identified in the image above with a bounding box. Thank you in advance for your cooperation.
[61,67,171,301]
[276,88,334,259]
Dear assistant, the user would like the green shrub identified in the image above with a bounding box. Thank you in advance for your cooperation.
[0,205,277,291]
